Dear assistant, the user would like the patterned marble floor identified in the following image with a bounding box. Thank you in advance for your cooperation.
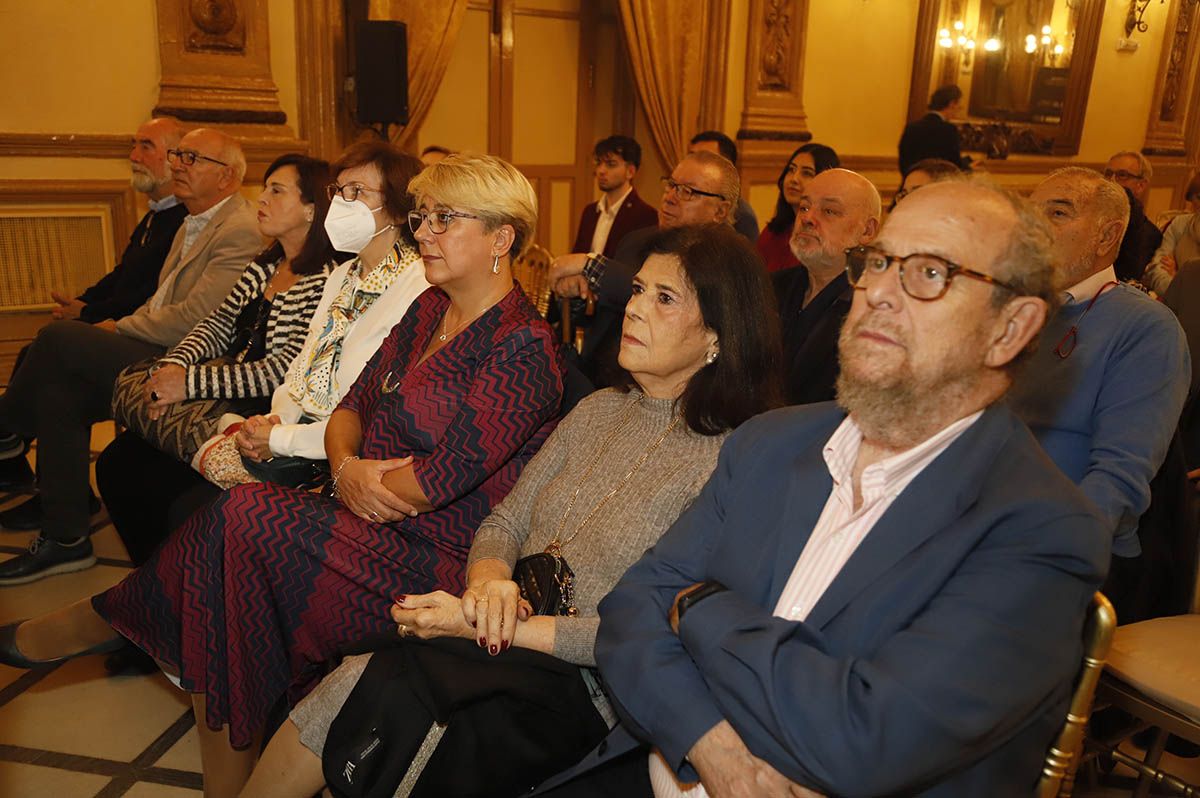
[0,423,201,797]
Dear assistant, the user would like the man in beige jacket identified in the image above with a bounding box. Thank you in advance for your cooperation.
[0,127,261,584]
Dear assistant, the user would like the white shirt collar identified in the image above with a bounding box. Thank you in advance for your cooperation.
[187,194,232,224]
[1064,265,1118,304]
[597,185,634,216]
[148,195,180,212]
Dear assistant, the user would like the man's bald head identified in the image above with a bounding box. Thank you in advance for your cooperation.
[1031,167,1129,289]
[790,168,881,274]
[170,127,247,213]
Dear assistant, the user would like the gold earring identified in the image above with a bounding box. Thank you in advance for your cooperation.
[492,254,501,274]
[705,349,718,365]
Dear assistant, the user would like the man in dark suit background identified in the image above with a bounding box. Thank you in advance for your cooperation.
[539,178,1107,797]
[550,151,739,388]
[569,135,658,258]
[899,84,970,175]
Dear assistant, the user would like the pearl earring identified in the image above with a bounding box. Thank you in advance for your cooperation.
[705,349,718,365]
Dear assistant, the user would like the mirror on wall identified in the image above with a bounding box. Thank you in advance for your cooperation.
[908,0,1103,156]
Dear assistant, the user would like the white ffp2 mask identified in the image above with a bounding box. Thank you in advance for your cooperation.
[324,195,392,253]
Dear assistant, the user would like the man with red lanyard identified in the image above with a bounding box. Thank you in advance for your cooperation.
[1014,166,1190,624]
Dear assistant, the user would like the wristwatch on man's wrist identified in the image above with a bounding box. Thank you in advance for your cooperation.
[676,581,728,624]
[581,251,607,291]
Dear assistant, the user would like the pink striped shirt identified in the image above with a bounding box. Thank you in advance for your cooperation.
[649,409,983,798]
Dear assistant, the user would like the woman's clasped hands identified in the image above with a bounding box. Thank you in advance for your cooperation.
[392,577,532,656]
[334,455,419,523]
[235,414,282,462]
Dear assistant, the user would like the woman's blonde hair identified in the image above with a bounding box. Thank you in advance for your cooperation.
[408,153,538,257]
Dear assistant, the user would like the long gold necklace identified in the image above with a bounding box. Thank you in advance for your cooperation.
[546,395,682,557]
[438,300,496,342]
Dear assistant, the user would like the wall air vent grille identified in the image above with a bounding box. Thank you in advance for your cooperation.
[0,206,114,311]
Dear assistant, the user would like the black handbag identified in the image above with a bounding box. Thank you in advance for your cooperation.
[240,453,329,490]
[512,551,577,616]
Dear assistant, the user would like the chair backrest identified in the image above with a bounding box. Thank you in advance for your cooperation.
[513,243,554,317]
[1038,592,1118,798]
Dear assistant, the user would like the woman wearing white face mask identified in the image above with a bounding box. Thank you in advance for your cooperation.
[215,140,432,477]
[0,154,565,798]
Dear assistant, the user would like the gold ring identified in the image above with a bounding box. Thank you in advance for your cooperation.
[398,623,408,637]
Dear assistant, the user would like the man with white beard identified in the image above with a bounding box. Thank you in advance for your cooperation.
[50,117,189,324]
[0,118,187,494]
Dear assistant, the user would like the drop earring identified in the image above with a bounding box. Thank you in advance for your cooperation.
[492,254,501,275]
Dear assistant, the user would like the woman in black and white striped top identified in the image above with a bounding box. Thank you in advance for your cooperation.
[143,154,340,411]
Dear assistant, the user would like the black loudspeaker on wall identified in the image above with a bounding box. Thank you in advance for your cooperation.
[355,20,409,127]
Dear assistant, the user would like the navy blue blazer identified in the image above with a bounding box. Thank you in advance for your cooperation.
[586,402,1108,797]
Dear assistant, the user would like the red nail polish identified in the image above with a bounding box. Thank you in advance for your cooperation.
[479,637,487,648]
[501,640,510,652]
[394,595,407,604]
[489,644,498,655]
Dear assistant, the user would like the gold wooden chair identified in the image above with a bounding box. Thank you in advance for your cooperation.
[1083,572,1200,797]
[512,243,554,318]
[558,295,592,354]
[1038,592,1117,798]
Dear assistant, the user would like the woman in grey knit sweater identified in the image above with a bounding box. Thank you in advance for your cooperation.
[240,224,783,798]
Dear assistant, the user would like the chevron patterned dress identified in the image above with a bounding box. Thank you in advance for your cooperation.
[93,285,564,749]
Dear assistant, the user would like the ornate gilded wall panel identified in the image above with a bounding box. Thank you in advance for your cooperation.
[1144,0,1200,157]
[736,0,811,180]
[154,0,289,127]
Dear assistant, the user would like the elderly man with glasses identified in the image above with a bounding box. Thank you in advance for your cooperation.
[548,149,739,386]
[0,127,260,585]
[1104,150,1164,282]
[1011,166,1189,623]
[535,176,1107,798]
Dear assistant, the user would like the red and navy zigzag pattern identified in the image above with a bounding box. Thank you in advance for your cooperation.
[94,285,563,749]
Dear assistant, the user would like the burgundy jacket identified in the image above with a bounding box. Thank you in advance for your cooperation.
[570,188,659,257]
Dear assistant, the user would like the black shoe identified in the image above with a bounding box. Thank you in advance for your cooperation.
[0,535,96,586]
[0,619,125,669]
[103,641,159,677]
[0,492,102,531]
[0,457,34,492]
[0,432,24,460]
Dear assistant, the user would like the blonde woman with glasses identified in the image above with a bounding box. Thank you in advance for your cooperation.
[0,154,566,798]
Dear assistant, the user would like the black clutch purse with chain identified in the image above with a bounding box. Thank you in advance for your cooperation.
[512,550,577,616]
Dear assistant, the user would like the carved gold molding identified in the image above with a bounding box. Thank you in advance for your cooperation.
[0,134,130,159]
[736,0,811,171]
[737,0,810,141]
[1144,0,1200,157]
[154,0,288,126]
